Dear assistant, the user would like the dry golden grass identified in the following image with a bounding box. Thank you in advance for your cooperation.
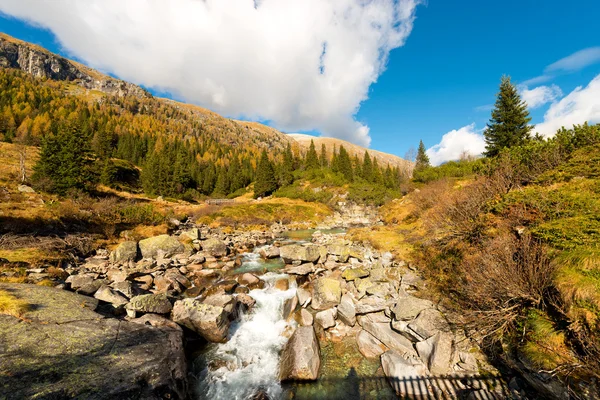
[0,248,59,265]
[0,289,30,317]
[0,142,39,188]
[348,225,413,260]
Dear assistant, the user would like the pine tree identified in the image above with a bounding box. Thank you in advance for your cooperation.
[280,143,294,186]
[361,151,373,182]
[254,150,278,198]
[214,166,230,195]
[415,140,430,171]
[484,75,533,157]
[32,122,95,194]
[337,145,353,181]
[305,139,320,170]
[320,143,328,167]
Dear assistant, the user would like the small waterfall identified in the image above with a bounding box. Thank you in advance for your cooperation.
[197,273,297,400]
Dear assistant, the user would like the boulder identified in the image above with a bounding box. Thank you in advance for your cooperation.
[415,332,454,375]
[284,263,314,276]
[337,293,356,326]
[106,268,128,283]
[356,330,388,358]
[391,296,434,321]
[296,287,311,307]
[274,277,290,291]
[236,293,256,309]
[381,350,432,399]
[201,238,229,257]
[360,315,418,359]
[239,273,260,286]
[171,298,230,342]
[127,293,172,314]
[180,228,200,241]
[109,241,139,264]
[311,278,341,310]
[279,326,320,381]
[94,285,128,306]
[203,294,236,315]
[17,184,35,193]
[130,313,182,332]
[315,308,336,329]
[0,283,186,399]
[283,295,298,320]
[111,280,134,298]
[259,246,280,259]
[355,296,390,315]
[280,245,321,263]
[328,244,351,263]
[300,308,314,326]
[341,268,370,281]
[407,309,450,340]
[139,235,185,259]
[370,267,402,283]
[66,273,97,289]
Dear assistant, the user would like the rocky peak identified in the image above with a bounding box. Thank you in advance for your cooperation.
[0,32,149,99]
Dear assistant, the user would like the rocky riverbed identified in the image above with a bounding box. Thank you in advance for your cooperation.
[0,221,524,399]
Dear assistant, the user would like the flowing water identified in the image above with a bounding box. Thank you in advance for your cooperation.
[231,248,285,275]
[196,272,297,400]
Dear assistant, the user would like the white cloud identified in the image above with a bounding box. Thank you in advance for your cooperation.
[546,47,600,73]
[535,74,600,137]
[426,123,486,166]
[519,84,563,109]
[522,47,600,87]
[0,0,422,147]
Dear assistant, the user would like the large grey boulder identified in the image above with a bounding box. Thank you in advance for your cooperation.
[94,285,128,306]
[139,235,185,259]
[360,315,418,360]
[279,326,320,381]
[341,267,369,281]
[284,263,314,276]
[391,296,434,321]
[0,283,186,400]
[171,298,230,342]
[415,332,454,375]
[127,293,173,314]
[315,308,336,329]
[279,244,321,263]
[201,238,228,257]
[381,350,432,399]
[109,241,139,264]
[337,293,356,326]
[328,243,351,262]
[356,330,388,358]
[407,309,450,340]
[259,246,280,259]
[311,278,341,310]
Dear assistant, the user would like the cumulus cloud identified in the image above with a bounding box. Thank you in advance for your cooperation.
[426,124,486,166]
[0,0,422,147]
[534,74,600,137]
[519,84,563,109]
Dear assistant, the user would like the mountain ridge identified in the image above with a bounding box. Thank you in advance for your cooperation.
[0,32,409,168]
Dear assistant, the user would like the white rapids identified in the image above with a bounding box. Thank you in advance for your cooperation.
[197,272,297,400]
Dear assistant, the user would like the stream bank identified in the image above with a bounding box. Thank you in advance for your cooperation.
[1,214,523,399]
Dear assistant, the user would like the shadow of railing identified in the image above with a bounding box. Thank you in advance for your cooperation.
[285,368,510,400]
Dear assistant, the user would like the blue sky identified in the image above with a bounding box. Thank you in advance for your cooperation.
[1,1,599,163]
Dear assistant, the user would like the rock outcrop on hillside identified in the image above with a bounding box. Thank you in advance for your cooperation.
[0,33,149,98]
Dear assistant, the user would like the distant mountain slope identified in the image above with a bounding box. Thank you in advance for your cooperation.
[0,32,408,167]
[289,133,412,173]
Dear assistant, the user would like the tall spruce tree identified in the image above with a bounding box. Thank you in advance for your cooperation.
[320,143,328,167]
[254,150,278,198]
[484,75,533,157]
[415,140,430,171]
[361,151,373,182]
[280,143,294,186]
[337,145,353,181]
[305,139,320,170]
[33,121,95,194]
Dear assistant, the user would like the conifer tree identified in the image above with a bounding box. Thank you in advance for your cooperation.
[337,145,353,181]
[280,143,294,186]
[254,150,278,198]
[415,140,430,171]
[484,75,533,157]
[320,143,328,167]
[362,151,373,182]
[305,139,320,170]
[33,122,95,194]
[214,166,230,195]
